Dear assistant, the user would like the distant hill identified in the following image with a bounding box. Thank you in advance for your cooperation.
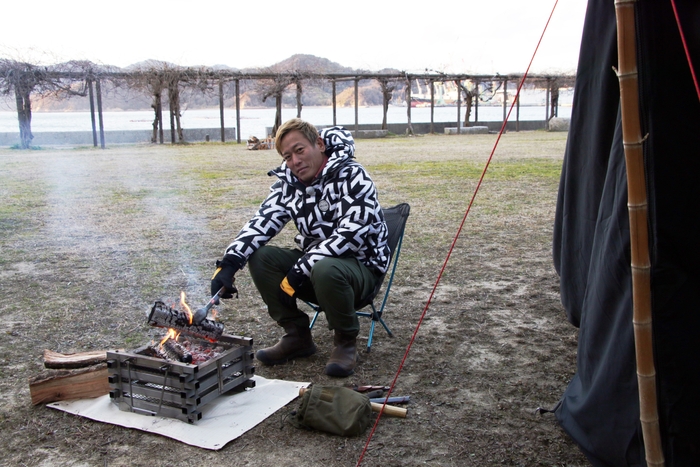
[268,54,356,73]
[27,54,403,112]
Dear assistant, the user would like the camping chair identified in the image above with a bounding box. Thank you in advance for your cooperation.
[307,203,411,352]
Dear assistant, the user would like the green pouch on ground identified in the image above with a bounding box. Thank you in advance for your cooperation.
[291,385,372,436]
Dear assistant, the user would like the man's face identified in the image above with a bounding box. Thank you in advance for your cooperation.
[279,130,326,183]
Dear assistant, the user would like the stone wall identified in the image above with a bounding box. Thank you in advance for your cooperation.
[1,119,565,147]
[0,127,237,147]
[283,120,551,137]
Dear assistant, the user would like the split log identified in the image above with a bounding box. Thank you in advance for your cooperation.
[147,300,224,341]
[29,364,110,405]
[43,349,107,369]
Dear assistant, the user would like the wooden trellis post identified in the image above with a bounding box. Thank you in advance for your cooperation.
[219,79,225,142]
[88,79,97,147]
[95,78,105,149]
[354,78,359,135]
[456,80,462,134]
[332,80,337,126]
[235,79,241,144]
[429,80,435,134]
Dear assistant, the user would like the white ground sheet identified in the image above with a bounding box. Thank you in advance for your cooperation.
[47,376,309,450]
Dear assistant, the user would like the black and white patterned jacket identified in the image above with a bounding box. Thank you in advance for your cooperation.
[224,126,390,278]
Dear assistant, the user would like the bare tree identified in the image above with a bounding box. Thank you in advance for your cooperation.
[166,70,184,143]
[127,62,213,143]
[258,73,295,137]
[455,79,481,126]
[377,77,397,130]
[294,78,303,118]
[126,62,169,143]
[257,70,325,137]
[550,78,560,118]
[404,77,415,136]
[0,59,96,148]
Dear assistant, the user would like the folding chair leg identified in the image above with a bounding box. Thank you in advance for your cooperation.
[378,317,393,337]
[309,310,321,329]
[365,316,393,352]
[366,320,376,352]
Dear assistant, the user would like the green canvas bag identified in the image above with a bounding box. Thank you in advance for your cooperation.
[291,385,372,436]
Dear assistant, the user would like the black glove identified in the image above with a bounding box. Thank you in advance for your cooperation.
[278,268,306,309]
[211,254,244,300]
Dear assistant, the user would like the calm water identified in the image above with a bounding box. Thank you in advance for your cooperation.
[0,104,572,140]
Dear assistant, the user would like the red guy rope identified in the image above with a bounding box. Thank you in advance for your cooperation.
[669,0,700,102]
[355,1,561,465]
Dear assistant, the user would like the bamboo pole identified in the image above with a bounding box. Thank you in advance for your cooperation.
[614,1,664,465]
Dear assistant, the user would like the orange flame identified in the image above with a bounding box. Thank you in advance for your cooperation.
[159,328,179,347]
[180,291,193,325]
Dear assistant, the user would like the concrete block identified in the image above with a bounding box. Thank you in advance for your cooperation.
[444,126,489,135]
[547,118,570,132]
[353,129,388,139]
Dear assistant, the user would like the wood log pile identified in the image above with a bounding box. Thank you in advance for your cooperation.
[28,350,113,405]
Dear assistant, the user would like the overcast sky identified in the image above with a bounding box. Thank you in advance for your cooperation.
[2,0,588,75]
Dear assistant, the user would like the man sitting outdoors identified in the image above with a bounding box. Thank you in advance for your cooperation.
[211,118,390,377]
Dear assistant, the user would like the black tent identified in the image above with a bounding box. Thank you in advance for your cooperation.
[553,0,700,465]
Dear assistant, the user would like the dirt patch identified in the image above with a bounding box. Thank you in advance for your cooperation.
[0,132,589,466]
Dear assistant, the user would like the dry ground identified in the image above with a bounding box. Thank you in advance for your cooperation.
[0,131,589,466]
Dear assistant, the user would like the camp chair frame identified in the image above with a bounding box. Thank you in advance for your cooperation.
[307,203,411,352]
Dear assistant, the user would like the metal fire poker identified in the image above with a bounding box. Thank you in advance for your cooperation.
[192,286,227,325]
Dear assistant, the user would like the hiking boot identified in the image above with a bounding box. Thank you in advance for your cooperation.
[256,322,317,365]
[324,331,358,377]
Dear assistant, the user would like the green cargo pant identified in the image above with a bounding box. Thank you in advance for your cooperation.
[247,246,379,335]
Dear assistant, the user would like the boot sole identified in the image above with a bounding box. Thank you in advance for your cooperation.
[324,362,355,377]
[255,346,317,366]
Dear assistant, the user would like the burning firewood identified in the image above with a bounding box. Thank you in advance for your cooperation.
[151,338,193,364]
[147,300,224,341]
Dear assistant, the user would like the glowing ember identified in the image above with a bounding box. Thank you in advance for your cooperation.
[179,338,226,364]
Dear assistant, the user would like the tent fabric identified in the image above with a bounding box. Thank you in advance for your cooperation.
[553,1,700,466]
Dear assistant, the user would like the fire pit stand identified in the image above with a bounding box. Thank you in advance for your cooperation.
[107,334,255,423]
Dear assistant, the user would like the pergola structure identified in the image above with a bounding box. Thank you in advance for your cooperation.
[0,61,575,148]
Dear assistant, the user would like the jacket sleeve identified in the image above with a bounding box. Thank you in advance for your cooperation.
[224,180,291,265]
[292,164,388,276]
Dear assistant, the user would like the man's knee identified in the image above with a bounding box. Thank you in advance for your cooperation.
[310,258,347,286]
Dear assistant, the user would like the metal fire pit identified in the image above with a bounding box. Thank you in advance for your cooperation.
[106,334,255,423]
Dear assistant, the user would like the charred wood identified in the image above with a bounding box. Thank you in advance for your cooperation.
[147,300,224,341]
[151,339,193,364]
